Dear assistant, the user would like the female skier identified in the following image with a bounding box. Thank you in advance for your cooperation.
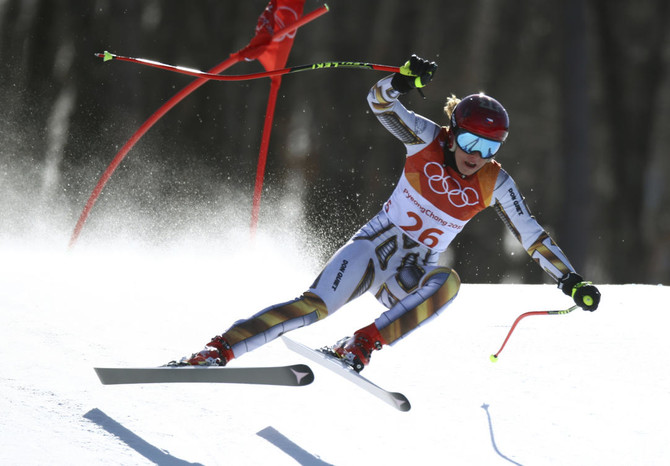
[175,55,601,372]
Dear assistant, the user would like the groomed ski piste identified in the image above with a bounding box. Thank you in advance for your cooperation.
[1,228,668,466]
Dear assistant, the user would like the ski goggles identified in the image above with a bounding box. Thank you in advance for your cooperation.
[455,131,501,159]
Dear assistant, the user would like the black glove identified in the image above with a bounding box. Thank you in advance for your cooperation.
[391,54,438,94]
[558,272,601,311]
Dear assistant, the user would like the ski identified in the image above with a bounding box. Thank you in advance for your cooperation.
[94,364,314,386]
[281,336,411,412]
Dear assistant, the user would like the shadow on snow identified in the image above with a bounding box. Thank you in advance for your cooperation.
[84,408,204,466]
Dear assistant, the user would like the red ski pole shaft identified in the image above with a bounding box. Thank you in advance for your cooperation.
[490,305,578,362]
[273,3,330,40]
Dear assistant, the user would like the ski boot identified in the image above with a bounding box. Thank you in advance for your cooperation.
[169,335,235,367]
[329,323,386,373]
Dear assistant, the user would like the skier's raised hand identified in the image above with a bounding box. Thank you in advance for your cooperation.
[391,54,437,94]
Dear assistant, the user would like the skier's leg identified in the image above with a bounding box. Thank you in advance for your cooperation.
[181,292,328,366]
[219,291,328,358]
[333,267,460,371]
[375,267,461,344]
[223,230,388,357]
[182,222,390,366]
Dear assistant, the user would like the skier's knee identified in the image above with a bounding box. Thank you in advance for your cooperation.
[421,267,461,308]
[300,291,329,321]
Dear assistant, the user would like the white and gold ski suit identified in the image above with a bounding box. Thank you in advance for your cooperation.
[220,76,576,359]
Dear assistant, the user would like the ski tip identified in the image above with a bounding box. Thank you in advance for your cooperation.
[93,367,114,385]
[391,392,411,412]
[291,364,315,386]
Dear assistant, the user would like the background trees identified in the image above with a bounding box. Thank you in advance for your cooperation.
[1,0,668,284]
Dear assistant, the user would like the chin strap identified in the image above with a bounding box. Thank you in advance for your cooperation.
[442,129,461,174]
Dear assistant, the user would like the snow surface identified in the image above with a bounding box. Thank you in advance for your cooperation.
[1,235,669,465]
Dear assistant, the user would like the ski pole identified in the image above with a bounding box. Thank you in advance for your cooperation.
[489,305,578,362]
[94,51,400,82]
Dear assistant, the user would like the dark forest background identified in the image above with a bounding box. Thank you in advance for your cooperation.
[1,0,669,285]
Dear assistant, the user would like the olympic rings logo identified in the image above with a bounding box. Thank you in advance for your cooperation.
[423,162,480,208]
[255,6,299,41]
[274,7,299,40]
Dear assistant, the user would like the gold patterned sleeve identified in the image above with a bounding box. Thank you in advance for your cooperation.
[366,75,440,149]
[492,169,575,282]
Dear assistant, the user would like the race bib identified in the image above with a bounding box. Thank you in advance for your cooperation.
[384,176,468,251]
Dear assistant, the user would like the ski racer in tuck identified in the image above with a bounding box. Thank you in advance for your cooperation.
[175,55,601,372]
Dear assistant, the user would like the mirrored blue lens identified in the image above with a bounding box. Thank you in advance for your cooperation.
[456,131,501,159]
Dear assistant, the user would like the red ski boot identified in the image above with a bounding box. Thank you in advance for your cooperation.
[332,323,386,373]
[179,335,235,366]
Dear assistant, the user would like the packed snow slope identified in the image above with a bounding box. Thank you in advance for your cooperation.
[1,235,668,466]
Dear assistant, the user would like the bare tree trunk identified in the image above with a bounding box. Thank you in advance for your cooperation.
[559,0,591,274]
[591,0,670,282]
